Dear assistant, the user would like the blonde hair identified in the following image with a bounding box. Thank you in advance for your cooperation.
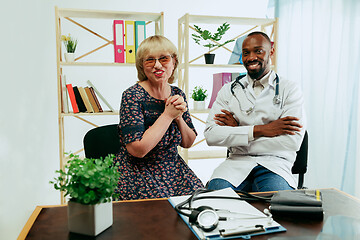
[135,35,178,84]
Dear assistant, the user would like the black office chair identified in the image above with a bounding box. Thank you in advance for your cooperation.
[292,131,309,189]
[83,124,121,159]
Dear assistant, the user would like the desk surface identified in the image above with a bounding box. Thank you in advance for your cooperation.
[20,188,360,240]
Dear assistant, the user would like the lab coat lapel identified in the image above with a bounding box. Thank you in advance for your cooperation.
[244,76,257,100]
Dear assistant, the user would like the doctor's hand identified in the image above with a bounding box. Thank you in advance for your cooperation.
[214,109,239,127]
[254,116,302,138]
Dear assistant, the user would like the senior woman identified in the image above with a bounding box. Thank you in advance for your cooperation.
[114,35,204,200]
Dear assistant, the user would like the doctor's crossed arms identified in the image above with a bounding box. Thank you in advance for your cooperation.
[214,110,302,138]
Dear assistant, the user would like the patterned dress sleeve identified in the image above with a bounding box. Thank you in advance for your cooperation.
[119,89,145,145]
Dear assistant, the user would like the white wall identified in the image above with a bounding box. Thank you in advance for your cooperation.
[0,0,270,239]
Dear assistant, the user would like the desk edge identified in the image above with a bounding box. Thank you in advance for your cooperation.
[17,205,66,240]
[17,206,42,240]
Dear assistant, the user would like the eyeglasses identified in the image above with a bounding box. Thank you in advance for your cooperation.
[143,55,173,67]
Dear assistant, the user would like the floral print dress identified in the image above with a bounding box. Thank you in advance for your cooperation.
[114,83,204,200]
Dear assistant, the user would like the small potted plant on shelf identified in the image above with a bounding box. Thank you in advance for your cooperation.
[191,86,208,110]
[61,34,78,62]
[50,153,120,236]
[192,22,234,64]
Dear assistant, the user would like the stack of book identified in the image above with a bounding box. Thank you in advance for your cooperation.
[61,77,114,114]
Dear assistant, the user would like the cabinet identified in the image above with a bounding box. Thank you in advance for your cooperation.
[177,13,278,162]
[55,7,164,203]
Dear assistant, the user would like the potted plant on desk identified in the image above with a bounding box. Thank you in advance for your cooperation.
[191,86,208,110]
[50,153,120,236]
[192,22,234,64]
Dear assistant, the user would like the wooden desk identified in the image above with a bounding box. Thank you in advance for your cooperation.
[19,188,360,240]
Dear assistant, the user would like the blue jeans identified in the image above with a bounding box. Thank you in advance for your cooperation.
[207,165,294,192]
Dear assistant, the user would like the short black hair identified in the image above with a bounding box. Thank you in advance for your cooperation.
[247,31,271,45]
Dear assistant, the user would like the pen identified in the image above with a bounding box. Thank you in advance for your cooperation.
[219,225,265,237]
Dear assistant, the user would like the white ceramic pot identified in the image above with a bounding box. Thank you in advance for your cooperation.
[193,100,206,110]
[67,200,113,236]
[64,52,75,62]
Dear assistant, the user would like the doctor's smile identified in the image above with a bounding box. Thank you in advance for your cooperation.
[245,61,261,70]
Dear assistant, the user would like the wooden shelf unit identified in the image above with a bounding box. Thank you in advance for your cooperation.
[177,13,278,162]
[55,6,164,203]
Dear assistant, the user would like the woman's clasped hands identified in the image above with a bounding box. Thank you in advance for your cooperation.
[164,95,187,120]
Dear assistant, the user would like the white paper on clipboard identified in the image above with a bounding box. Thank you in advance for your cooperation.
[169,188,283,239]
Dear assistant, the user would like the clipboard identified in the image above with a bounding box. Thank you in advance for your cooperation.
[168,188,286,240]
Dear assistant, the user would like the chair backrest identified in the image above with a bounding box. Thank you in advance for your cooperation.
[291,131,309,189]
[83,124,121,159]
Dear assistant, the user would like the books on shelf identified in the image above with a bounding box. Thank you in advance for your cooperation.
[85,87,100,113]
[61,75,69,113]
[208,73,232,109]
[89,87,103,112]
[66,83,79,113]
[208,72,245,109]
[72,86,87,113]
[63,81,110,114]
[78,87,94,113]
[87,80,115,112]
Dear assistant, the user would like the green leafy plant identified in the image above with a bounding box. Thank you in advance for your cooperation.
[61,34,78,53]
[192,22,234,53]
[191,86,208,101]
[50,153,120,205]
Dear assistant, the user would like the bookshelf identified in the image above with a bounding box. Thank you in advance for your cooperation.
[177,13,278,162]
[55,7,164,203]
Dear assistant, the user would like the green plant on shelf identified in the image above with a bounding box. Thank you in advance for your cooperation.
[191,86,208,101]
[61,34,78,53]
[192,22,234,53]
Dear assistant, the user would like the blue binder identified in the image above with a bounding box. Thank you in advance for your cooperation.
[135,21,146,53]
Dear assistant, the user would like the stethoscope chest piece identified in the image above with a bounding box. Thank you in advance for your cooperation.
[273,95,281,105]
[197,209,219,232]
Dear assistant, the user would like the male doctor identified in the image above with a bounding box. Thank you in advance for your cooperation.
[205,32,306,192]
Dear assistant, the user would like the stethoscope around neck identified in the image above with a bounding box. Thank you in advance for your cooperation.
[230,73,281,114]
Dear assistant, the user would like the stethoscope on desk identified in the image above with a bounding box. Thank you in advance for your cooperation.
[175,188,273,233]
[230,73,281,114]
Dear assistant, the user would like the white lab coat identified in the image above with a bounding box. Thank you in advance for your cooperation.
[204,71,306,189]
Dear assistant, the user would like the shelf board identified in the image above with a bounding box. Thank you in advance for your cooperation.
[60,62,135,67]
[190,109,210,114]
[191,64,244,68]
[179,63,276,70]
[179,14,276,26]
[188,150,227,160]
[178,63,245,69]
[62,111,119,116]
[58,8,163,22]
